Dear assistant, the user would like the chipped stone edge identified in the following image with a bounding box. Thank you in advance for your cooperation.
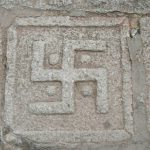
[5,16,133,144]
[15,16,127,27]
[120,18,133,135]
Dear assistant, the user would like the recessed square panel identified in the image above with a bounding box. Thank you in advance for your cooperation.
[5,16,133,145]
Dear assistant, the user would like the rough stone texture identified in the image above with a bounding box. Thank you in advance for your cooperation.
[0,1,150,150]
[0,0,73,10]
[87,0,150,14]
[0,27,3,146]
[4,16,133,147]
[127,32,149,148]
[0,0,150,14]
[140,17,150,131]
[30,40,108,114]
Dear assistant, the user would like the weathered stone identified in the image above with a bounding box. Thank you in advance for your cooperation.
[46,85,57,96]
[0,0,73,9]
[140,17,150,131]
[0,0,150,14]
[0,28,3,143]
[81,84,93,97]
[128,33,149,143]
[5,16,133,147]
[48,53,60,66]
[80,54,91,64]
[5,133,22,145]
[87,0,150,14]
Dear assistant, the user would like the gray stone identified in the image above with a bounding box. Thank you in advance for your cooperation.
[80,54,91,64]
[81,85,93,97]
[4,16,133,147]
[128,33,149,143]
[87,0,150,14]
[5,133,22,145]
[0,0,73,9]
[46,86,57,96]
[48,53,60,66]
[140,17,150,131]
[0,0,150,14]
[0,28,3,142]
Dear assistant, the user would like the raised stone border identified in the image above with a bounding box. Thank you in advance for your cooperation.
[5,16,133,144]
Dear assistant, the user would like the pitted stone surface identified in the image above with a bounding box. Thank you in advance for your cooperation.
[80,54,91,64]
[87,0,150,14]
[0,28,3,137]
[46,85,57,96]
[0,0,73,9]
[81,84,93,97]
[5,16,133,146]
[0,0,150,14]
[48,53,60,66]
[140,17,150,131]
[30,40,108,114]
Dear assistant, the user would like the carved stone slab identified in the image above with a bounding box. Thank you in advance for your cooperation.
[5,16,133,145]
[140,17,150,131]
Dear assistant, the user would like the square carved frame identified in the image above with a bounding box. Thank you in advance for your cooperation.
[5,16,133,143]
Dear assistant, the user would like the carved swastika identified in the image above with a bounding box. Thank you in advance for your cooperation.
[5,16,133,144]
[29,40,108,114]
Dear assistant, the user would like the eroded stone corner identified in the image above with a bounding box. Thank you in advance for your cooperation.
[3,129,32,150]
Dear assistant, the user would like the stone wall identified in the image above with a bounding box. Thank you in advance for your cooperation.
[0,1,150,150]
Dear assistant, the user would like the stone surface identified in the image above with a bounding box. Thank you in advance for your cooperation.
[0,0,150,14]
[4,16,133,147]
[81,84,93,97]
[0,27,3,142]
[140,17,150,131]
[0,1,149,148]
[0,0,73,9]
[87,0,150,14]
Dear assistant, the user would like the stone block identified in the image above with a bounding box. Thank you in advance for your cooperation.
[140,17,150,131]
[0,0,73,10]
[0,28,3,141]
[5,16,133,147]
[87,0,150,14]
[0,0,150,14]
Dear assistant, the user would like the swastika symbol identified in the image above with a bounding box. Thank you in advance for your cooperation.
[29,40,108,114]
